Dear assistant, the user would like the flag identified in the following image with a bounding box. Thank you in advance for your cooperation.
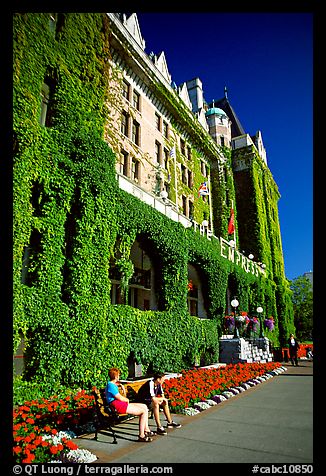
[198,182,209,197]
[228,208,235,235]
[169,147,176,159]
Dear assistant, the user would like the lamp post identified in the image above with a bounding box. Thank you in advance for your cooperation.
[257,306,264,338]
[231,298,240,339]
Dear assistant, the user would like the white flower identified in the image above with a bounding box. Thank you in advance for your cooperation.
[205,399,217,406]
[263,374,272,379]
[234,386,245,392]
[183,407,200,416]
[64,449,97,463]
[194,401,211,411]
[229,388,240,395]
[42,430,76,446]
[222,391,234,398]
[235,315,246,323]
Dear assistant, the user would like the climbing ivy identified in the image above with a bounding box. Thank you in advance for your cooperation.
[13,13,294,402]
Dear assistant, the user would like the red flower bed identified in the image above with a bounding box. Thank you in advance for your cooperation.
[13,390,94,463]
[281,343,313,359]
[297,343,313,358]
[164,362,282,413]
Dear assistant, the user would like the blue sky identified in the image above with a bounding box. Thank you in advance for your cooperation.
[137,12,313,281]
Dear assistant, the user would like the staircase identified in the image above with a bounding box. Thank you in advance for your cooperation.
[219,336,274,364]
[240,339,273,363]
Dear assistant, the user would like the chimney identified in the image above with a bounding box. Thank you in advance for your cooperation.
[186,78,204,113]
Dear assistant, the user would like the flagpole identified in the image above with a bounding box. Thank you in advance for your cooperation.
[231,199,236,247]
[208,174,214,234]
[173,146,178,211]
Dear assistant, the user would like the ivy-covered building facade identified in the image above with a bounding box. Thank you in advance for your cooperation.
[13,13,295,393]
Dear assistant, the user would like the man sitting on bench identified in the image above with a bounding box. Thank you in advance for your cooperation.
[137,372,182,435]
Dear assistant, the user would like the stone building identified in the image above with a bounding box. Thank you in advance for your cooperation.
[13,13,295,384]
[105,13,285,314]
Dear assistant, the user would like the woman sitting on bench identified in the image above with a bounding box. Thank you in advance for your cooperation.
[105,367,154,442]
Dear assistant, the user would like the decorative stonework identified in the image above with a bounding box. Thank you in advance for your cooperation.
[219,336,273,364]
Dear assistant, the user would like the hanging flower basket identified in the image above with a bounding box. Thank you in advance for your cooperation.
[264,316,275,331]
[235,312,248,326]
[248,316,260,333]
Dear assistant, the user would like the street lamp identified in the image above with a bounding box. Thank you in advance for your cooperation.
[231,298,240,338]
[256,306,264,338]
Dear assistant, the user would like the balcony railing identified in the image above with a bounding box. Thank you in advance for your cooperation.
[116,173,192,229]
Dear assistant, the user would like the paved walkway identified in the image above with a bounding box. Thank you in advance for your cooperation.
[76,361,313,464]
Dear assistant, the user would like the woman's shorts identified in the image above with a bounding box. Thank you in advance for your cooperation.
[110,399,128,414]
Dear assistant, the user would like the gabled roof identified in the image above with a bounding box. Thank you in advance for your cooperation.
[154,51,171,83]
[124,13,146,50]
[178,82,192,110]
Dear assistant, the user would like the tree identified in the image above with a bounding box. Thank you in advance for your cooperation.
[289,276,313,341]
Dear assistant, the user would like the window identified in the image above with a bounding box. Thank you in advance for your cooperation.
[187,146,192,161]
[39,74,56,127]
[121,111,128,136]
[119,150,129,176]
[201,160,206,177]
[182,195,187,216]
[188,283,198,316]
[132,90,140,110]
[164,148,169,169]
[163,121,168,138]
[40,82,50,126]
[49,13,57,33]
[49,13,65,38]
[181,165,187,185]
[155,113,161,131]
[131,158,140,183]
[180,139,186,156]
[189,200,194,220]
[122,80,130,101]
[155,141,161,164]
[132,120,140,145]
[220,136,225,147]
[188,170,193,189]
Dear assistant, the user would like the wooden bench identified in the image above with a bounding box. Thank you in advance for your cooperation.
[92,379,150,444]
